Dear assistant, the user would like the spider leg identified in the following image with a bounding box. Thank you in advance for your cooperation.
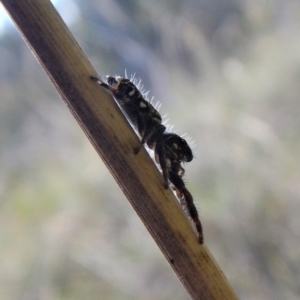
[91,75,117,93]
[134,120,165,155]
[182,188,204,244]
[90,75,101,83]
[133,115,147,154]
[145,125,166,149]
[168,171,203,244]
[177,165,185,177]
[155,141,169,189]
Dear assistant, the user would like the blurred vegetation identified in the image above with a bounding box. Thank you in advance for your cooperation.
[1,0,300,299]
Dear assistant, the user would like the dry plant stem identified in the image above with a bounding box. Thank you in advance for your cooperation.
[2,0,239,299]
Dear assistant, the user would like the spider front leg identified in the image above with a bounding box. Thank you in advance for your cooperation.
[168,171,204,244]
[91,75,107,88]
[91,75,120,96]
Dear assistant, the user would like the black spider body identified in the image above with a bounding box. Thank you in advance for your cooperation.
[91,75,203,243]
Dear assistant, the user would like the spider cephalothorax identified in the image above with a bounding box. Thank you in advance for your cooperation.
[91,74,203,243]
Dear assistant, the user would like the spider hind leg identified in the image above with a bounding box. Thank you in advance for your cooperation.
[168,171,204,244]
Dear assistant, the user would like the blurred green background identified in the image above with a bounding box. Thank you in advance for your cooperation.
[1,0,300,299]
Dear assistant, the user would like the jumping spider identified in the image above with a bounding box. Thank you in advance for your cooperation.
[91,75,203,244]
